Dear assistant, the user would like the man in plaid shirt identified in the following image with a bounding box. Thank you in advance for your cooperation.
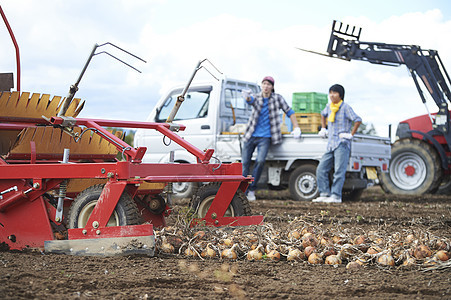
[242,76,301,201]
[313,84,362,203]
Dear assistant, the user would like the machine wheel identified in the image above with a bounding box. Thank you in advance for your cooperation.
[379,139,442,195]
[189,183,251,218]
[289,164,319,201]
[342,188,364,201]
[171,182,199,201]
[435,175,451,195]
[68,184,140,229]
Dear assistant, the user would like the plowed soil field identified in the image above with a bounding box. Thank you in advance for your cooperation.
[1,187,450,299]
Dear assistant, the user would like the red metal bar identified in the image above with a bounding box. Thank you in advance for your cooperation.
[0,161,249,182]
[0,5,20,92]
[205,181,241,220]
[68,224,154,240]
[85,181,126,228]
[142,175,247,182]
[48,116,186,130]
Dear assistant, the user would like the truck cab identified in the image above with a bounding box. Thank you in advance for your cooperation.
[135,78,259,165]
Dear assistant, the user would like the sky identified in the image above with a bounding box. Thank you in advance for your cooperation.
[1,0,451,139]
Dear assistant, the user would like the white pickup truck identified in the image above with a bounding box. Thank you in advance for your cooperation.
[134,77,391,201]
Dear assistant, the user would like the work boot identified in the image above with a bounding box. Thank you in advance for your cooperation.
[323,195,342,203]
[312,195,330,203]
[247,190,256,201]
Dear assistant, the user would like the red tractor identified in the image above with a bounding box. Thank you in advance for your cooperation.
[310,20,451,195]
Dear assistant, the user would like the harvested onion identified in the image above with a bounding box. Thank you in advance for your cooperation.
[402,256,416,267]
[346,261,362,270]
[322,247,336,257]
[435,250,450,261]
[266,249,281,261]
[160,236,175,254]
[413,245,432,259]
[288,230,301,240]
[377,253,395,266]
[353,235,368,245]
[221,244,238,260]
[247,244,264,261]
[287,247,303,261]
[222,238,233,247]
[405,234,415,244]
[332,236,343,245]
[201,243,216,258]
[185,247,197,257]
[308,252,322,264]
[302,232,318,248]
[325,254,341,265]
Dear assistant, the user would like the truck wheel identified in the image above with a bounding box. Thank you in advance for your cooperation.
[171,182,199,201]
[379,139,442,195]
[289,164,319,201]
[189,183,251,218]
[342,188,364,201]
[68,184,141,229]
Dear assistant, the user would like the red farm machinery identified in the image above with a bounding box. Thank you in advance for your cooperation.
[0,6,262,256]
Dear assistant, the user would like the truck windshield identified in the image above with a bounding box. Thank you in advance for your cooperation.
[156,89,211,122]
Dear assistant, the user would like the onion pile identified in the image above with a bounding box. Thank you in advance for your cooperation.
[154,216,450,271]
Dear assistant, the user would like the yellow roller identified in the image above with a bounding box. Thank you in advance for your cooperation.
[0,91,84,119]
[0,91,122,158]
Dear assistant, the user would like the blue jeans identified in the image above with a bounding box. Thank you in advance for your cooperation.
[242,137,271,191]
[316,142,350,198]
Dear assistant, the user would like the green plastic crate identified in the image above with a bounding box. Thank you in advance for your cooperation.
[292,92,328,114]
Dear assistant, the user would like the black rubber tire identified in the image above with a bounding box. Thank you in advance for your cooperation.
[288,164,319,201]
[342,188,364,201]
[435,175,451,195]
[379,139,442,195]
[68,184,140,229]
[189,183,251,218]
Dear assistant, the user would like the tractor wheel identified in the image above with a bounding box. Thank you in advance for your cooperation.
[435,175,451,195]
[68,184,140,229]
[189,183,251,218]
[342,188,364,201]
[289,164,319,201]
[379,139,442,195]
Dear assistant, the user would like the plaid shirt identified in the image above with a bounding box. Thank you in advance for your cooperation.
[321,102,362,151]
[244,92,292,145]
